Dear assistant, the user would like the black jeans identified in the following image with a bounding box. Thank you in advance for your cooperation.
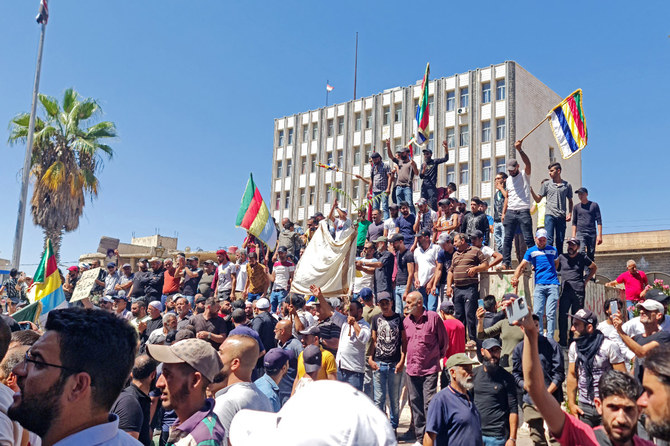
[453,283,479,341]
[407,373,438,441]
[421,186,439,211]
[503,209,535,266]
[558,286,584,346]
[576,232,597,261]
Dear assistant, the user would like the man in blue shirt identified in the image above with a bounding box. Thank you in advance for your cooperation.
[254,348,289,412]
[511,229,560,338]
[424,353,482,446]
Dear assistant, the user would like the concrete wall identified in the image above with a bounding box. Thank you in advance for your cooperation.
[130,235,178,250]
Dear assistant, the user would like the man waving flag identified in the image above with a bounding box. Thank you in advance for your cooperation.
[236,174,278,250]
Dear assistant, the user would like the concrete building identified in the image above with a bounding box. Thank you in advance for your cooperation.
[595,230,670,282]
[271,60,582,228]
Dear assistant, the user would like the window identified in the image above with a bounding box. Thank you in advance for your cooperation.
[278,130,284,146]
[312,124,318,139]
[302,124,309,141]
[459,125,469,147]
[327,152,333,165]
[286,159,292,176]
[310,155,316,173]
[309,188,315,205]
[496,118,506,140]
[275,193,281,210]
[446,128,455,149]
[446,91,455,111]
[301,156,307,174]
[481,121,491,143]
[337,149,343,166]
[394,138,402,153]
[549,147,556,164]
[364,144,371,163]
[460,164,469,184]
[354,147,361,165]
[337,117,344,135]
[428,95,434,116]
[394,104,402,122]
[482,82,491,104]
[284,192,290,209]
[335,182,342,200]
[276,161,283,178]
[496,158,506,173]
[327,119,334,137]
[496,79,506,101]
[460,87,469,108]
[355,113,361,131]
[326,188,332,202]
[383,106,390,125]
[446,166,455,184]
[366,112,372,129]
[353,183,359,199]
[288,128,294,145]
[427,133,434,153]
[300,188,305,206]
[481,159,491,182]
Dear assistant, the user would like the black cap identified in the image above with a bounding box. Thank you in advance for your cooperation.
[377,291,392,302]
[388,203,399,210]
[370,152,381,159]
[195,296,207,304]
[389,234,404,243]
[575,187,588,194]
[470,229,484,239]
[438,198,450,206]
[414,229,431,238]
[277,246,288,253]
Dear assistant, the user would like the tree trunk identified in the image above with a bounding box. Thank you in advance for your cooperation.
[44,228,63,264]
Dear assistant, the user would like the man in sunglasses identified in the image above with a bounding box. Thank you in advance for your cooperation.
[8,308,141,445]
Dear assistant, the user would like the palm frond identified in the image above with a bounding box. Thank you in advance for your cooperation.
[41,161,66,191]
[62,88,77,114]
[38,94,60,118]
[85,121,117,140]
[10,113,31,128]
[95,144,114,159]
[80,168,98,196]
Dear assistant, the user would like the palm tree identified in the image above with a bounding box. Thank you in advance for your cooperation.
[8,88,117,261]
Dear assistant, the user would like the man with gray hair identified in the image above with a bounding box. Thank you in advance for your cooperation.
[424,353,482,446]
[147,313,178,345]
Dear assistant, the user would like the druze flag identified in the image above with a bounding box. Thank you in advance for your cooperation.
[235,174,278,250]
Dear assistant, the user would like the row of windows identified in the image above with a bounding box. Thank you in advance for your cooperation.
[277,80,506,146]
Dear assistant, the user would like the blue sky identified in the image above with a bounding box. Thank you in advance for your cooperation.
[1,1,668,273]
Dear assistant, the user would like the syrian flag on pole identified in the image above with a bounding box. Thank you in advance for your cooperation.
[36,0,49,24]
[326,84,334,92]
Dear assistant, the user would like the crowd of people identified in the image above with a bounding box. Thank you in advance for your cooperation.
[0,137,668,446]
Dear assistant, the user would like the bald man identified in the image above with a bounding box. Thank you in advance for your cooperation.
[274,319,304,404]
[213,335,273,443]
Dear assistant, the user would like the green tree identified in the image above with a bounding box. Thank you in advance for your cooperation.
[8,88,116,260]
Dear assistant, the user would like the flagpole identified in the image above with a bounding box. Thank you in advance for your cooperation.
[519,116,550,143]
[353,32,358,100]
[326,79,329,107]
[12,21,47,269]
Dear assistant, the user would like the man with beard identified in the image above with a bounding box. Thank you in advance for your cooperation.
[460,197,490,245]
[274,319,303,404]
[369,151,393,219]
[420,144,449,211]
[424,353,482,446]
[606,260,650,314]
[567,309,626,427]
[555,237,598,347]
[213,335,273,444]
[212,250,237,301]
[383,203,400,239]
[516,307,655,446]
[397,202,417,249]
[113,295,133,320]
[189,297,229,350]
[9,308,139,445]
[116,264,134,299]
[129,259,150,300]
[181,257,203,304]
[387,140,419,215]
[129,300,151,346]
[198,260,216,298]
[145,258,165,304]
[175,296,193,330]
[148,338,225,445]
[638,344,670,443]
[471,338,518,445]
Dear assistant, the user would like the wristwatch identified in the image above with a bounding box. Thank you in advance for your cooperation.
[207,333,212,340]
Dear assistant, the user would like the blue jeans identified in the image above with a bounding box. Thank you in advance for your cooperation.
[270,289,288,313]
[247,292,263,303]
[395,186,415,215]
[372,191,389,220]
[493,222,504,253]
[418,286,438,312]
[373,361,402,428]
[337,368,364,391]
[544,214,566,255]
[482,436,507,446]
[534,284,559,338]
[394,285,407,314]
[502,209,535,267]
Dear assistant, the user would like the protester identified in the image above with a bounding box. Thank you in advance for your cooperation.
[387,140,418,215]
[571,187,603,261]
[213,250,237,301]
[391,233,415,314]
[420,143,449,210]
[492,172,508,253]
[295,325,337,382]
[367,210,386,243]
[274,319,303,404]
[476,294,524,373]
[413,229,441,312]
[269,247,294,313]
[373,236,395,296]
[532,162,573,255]
[460,197,490,245]
[334,300,370,392]
[181,256,203,303]
[243,252,268,302]
[606,260,649,311]
[383,203,400,239]
[189,296,229,349]
[253,348,289,412]
[637,344,670,442]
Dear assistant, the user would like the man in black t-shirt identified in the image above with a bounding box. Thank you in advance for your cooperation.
[391,234,415,314]
[472,338,519,444]
[181,256,203,300]
[555,237,598,347]
[571,187,603,261]
[368,293,407,430]
[189,297,230,349]
[372,236,394,296]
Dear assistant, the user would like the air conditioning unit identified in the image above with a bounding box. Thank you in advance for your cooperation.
[457,107,468,114]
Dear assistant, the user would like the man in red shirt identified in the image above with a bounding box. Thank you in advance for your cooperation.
[606,260,649,308]
[438,299,465,389]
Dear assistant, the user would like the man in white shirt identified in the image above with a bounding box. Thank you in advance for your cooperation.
[335,300,371,392]
[470,229,502,270]
[353,242,377,299]
[234,249,248,297]
[413,229,441,312]
[383,204,400,238]
[501,140,535,269]
[597,297,634,370]
[622,289,670,336]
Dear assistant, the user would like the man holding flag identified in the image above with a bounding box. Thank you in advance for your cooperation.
[420,142,450,211]
[29,240,66,317]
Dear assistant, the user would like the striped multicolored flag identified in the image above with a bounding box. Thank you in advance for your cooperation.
[317,162,338,171]
[547,89,587,159]
[36,0,49,24]
[236,174,278,250]
[32,240,65,314]
[414,62,430,147]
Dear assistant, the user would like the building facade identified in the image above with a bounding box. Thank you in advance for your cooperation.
[271,61,582,228]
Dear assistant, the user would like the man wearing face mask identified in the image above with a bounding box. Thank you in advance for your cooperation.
[424,353,482,446]
[472,338,518,446]
[386,138,418,216]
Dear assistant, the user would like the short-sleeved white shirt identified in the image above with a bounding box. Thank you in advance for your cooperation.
[413,244,441,287]
[568,338,625,404]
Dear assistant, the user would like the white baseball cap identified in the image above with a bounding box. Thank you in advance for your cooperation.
[229,380,395,445]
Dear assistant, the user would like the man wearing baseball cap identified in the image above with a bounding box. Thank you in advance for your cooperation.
[511,228,560,339]
[621,288,670,336]
[296,325,337,382]
[391,233,415,314]
[413,228,441,311]
[386,138,419,215]
[460,196,490,246]
[63,265,80,301]
[369,151,392,219]
[254,348,289,412]
[571,187,603,261]
[424,353,482,446]
[147,339,225,444]
[556,237,598,347]
[567,309,626,427]
[420,141,449,211]
[412,198,438,252]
